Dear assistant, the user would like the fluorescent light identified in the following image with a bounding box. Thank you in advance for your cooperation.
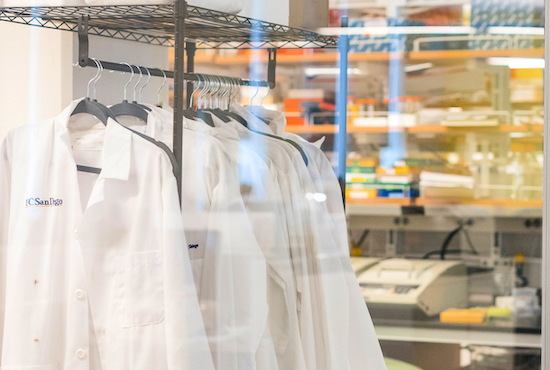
[488,26,544,36]
[306,192,327,202]
[318,26,476,36]
[404,62,433,73]
[305,67,362,77]
[487,57,545,69]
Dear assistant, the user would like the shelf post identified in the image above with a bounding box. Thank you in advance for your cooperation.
[337,16,349,205]
[186,42,196,108]
[173,0,187,203]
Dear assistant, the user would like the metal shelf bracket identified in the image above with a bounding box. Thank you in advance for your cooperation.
[78,16,90,68]
[268,48,277,89]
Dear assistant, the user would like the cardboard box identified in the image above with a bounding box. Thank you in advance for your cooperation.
[239,0,328,29]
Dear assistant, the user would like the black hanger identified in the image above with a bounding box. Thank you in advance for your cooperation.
[197,110,215,127]
[134,101,152,112]
[210,109,232,123]
[71,60,127,175]
[110,100,149,123]
[251,129,309,166]
[71,98,110,126]
[71,98,110,175]
[122,126,180,179]
[183,108,198,120]
[228,109,308,165]
[225,111,248,127]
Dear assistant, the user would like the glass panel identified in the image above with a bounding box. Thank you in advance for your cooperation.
[0,0,544,369]
[179,1,543,369]
[340,1,544,369]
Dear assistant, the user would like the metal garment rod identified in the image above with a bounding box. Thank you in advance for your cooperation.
[337,16,350,205]
[81,58,269,87]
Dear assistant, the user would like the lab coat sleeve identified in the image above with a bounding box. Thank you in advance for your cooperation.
[162,174,215,370]
[0,136,11,361]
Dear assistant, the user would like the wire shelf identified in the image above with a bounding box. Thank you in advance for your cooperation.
[0,4,339,49]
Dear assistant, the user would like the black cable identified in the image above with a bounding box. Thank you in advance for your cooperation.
[439,225,463,260]
[356,230,370,248]
[461,228,479,255]
[423,249,478,259]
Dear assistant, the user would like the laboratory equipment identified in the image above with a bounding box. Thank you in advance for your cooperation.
[350,257,381,276]
[358,258,468,316]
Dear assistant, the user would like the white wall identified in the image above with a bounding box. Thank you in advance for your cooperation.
[239,0,289,25]
[72,35,170,107]
[0,22,73,140]
[0,25,170,142]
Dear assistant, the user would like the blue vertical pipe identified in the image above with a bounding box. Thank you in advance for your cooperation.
[337,16,349,204]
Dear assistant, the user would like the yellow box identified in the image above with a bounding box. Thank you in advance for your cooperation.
[440,308,487,324]
[347,158,377,167]
[346,188,378,200]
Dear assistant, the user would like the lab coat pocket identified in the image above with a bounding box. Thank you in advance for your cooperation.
[1,364,57,370]
[116,250,165,328]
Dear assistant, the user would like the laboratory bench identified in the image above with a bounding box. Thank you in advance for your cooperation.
[372,315,541,336]
[374,325,541,349]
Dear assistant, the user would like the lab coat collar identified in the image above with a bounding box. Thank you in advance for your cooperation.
[182,116,216,135]
[208,114,241,140]
[55,99,132,182]
[232,104,287,136]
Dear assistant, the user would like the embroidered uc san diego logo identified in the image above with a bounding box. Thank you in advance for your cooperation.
[26,197,63,208]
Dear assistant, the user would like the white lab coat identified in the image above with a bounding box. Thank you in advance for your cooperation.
[123,107,269,370]
[209,112,319,370]
[238,106,388,370]
[207,115,309,370]
[0,100,214,370]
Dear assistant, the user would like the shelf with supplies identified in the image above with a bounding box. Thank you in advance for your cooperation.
[284,123,543,135]
[408,124,544,135]
[187,47,544,66]
[409,48,544,61]
[189,50,403,64]
[346,199,543,218]
[285,124,401,134]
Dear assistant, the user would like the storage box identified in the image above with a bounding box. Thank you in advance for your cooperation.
[239,0,328,29]
[284,98,322,126]
[440,308,487,324]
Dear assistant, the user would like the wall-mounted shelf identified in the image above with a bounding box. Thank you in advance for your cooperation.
[187,48,544,66]
[409,124,544,134]
[285,124,401,134]
[285,123,543,135]
[0,5,338,49]
[346,198,543,218]
[190,51,402,65]
[409,48,544,60]
[189,47,545,65]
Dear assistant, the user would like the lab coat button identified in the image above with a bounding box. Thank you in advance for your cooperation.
[75,289,86,301]
[75,349,87,360]
[73,230,79,240]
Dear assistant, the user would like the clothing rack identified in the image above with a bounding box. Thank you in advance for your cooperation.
[0,1,349,202]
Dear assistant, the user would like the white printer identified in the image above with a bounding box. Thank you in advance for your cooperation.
[350,257,381,276]
[358,258,468,316]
